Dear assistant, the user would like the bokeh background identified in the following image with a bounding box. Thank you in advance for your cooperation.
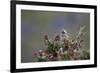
[21,10,90,63]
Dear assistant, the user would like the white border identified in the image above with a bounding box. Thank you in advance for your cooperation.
[16,4,94,69]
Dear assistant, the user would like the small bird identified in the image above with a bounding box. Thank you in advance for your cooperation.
[60,29,69,42]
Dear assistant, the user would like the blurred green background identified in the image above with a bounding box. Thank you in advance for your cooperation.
[21,10,90,63]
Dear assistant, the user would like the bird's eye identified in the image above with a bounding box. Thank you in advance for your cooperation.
[62,31,65,34]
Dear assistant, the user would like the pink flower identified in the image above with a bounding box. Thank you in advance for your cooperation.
[44,34,48,40]
[54,34,60,41]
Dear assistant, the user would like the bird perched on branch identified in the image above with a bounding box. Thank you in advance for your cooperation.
[60,29,69,42]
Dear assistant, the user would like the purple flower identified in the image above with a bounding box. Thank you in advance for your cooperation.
[54,34,60,41]
[44,34,49,40]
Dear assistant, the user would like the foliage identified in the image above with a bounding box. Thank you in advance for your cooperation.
[33,27,90,62]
